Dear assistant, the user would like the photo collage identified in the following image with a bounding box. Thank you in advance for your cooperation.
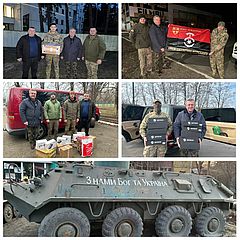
[1,1,237,238]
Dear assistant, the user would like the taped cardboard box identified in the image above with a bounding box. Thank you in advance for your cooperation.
[35,139,48,150]
[42,44,61,55]
[36,148,56,158]
[62,135,72,144]
[59,145,73,158]
[57,137,68,145]
[45,139,57,150]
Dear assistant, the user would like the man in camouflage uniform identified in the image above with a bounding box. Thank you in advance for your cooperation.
[139,100,172,157]
[43,23,63,79]
[209,21,229,79]
[129,14,152,78]
[63,91,79,135]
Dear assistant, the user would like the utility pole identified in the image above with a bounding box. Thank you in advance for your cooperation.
[132,82,135,104]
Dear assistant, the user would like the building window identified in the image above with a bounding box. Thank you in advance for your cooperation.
[56,6,59,13]
[56,19,58,24]
[3,5,14,18]
[69,11,72,17]
[23,14,29,31]
[62,9,64,14]
[3,23,14,30]
[61,20,64,25]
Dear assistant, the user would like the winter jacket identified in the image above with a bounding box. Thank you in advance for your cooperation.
[79,100,96,121]
[63,98,79,120]
[149,23,168,53]
[44,99,62,120]
[16,34,42,61]
[210,28,229,55]
[19,98,43,127]
[83,35,106,63]
[129,23,151,49]
[61,35,83,62]
[174,109,206,139]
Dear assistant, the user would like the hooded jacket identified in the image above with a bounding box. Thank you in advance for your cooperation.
[63,97,79,120]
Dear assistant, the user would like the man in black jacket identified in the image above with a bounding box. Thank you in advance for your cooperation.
[16,27,42,79]
[19,89,44,149]
[78,93,96,136]
[60,28,83,78]
[149,16,168,75]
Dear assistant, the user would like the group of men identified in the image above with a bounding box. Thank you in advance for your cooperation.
[130,14,229,79]
[140,99,206,157]
[19,89,96,149]
[16,23,106,79]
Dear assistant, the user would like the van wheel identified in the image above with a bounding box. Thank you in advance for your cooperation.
[195,207,226,237]
[102,207,143,237]
[36,124,47,139]
[3,203,14,223]
[155,205,192,237]
[122,129,132,142]
[38,207,90,237]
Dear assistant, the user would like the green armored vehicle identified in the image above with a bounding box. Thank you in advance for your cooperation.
[3,162,234,237]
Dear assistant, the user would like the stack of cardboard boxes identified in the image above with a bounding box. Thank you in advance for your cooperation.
[146,118,168,146]
[35,139,57,158]
[180,121,202,150]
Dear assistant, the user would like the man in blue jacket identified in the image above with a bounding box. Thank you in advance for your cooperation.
[174,99,206,157]
[60,28,83,78]
[149,15,168,75]
[19,89,43,149]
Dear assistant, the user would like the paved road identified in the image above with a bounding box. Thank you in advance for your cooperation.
[122,137,236,157]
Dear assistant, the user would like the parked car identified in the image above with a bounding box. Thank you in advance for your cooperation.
[5,87,100,139]
[201,108,236,123]
[232,42,237,60]
[122,103,185,147]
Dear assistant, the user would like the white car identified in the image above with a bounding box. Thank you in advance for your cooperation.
[232,42,237,60]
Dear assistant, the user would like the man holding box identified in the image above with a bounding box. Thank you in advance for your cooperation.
[139,100,172,157]
[44,92,62,140]
[174,99,206,157]
[42,23,63,79]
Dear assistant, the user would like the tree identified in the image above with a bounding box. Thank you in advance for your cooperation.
[38,3,44,32]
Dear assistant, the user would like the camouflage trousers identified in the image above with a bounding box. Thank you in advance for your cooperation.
[210,51,225,79]
[181,149,199,157]
[65,61,78,79]
[65,119,77,136]
[85,60,98,79]
[45,55,60,79]
[143,145,167,157]
[27,126,39,147]
[153,51,165,73]
[138,47,152,76]
[47,120,59,140]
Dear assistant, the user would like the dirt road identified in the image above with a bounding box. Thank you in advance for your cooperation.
[3,122,118,158]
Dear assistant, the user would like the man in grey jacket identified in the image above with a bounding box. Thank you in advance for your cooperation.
[174,99,206,157]
[60,28,83,78]
[19,89,43,149]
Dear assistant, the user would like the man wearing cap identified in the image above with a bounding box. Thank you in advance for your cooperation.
[139,100,172,157]
[209,21,229,79]
[149,15,168,75]
[63,91,79,135]
[42,23,63,79]
[174,99,206,157]
[129,14,152,78]
[44,92,62,140]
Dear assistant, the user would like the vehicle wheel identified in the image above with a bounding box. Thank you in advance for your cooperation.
[155,205,192,237]
[195,206,226,237]
[122,129,132,142]
[38,207,90,237]
[102,207,143,237]
[13,207,22,218]
[36,124,47,140]
[3,203,14,223]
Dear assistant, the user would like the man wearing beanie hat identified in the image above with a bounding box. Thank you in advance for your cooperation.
[139,99,172,157]
[44,92,62,140]
[129,14,152,78]
[209,21,229,79]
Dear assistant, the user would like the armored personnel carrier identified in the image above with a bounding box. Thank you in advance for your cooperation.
[3,162,234,237]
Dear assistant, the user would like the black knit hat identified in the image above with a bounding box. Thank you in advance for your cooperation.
[138,14,146,21]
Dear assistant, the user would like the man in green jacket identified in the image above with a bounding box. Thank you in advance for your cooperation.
[63,91,79,135]
[83,27,106,79]
[44,92,62,140]
[129,14,152,78]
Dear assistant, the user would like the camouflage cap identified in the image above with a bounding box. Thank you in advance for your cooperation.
[153,99,162,104]
[218,21,225,27]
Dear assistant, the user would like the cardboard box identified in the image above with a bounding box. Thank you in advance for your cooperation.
[81,138,93,157]
[36,148,56,158]
[35,139,48,150]
[62,135,72,144]
[59,145,73,158]
[42,44,61,55]
[180,137,200,150]
[89,135,97,149]
[147,118,168,129]
[45,139,57,150]
[73,132,85,141]
[146,139,167,146]
[76,136,89,152]
[57,137,68,145]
